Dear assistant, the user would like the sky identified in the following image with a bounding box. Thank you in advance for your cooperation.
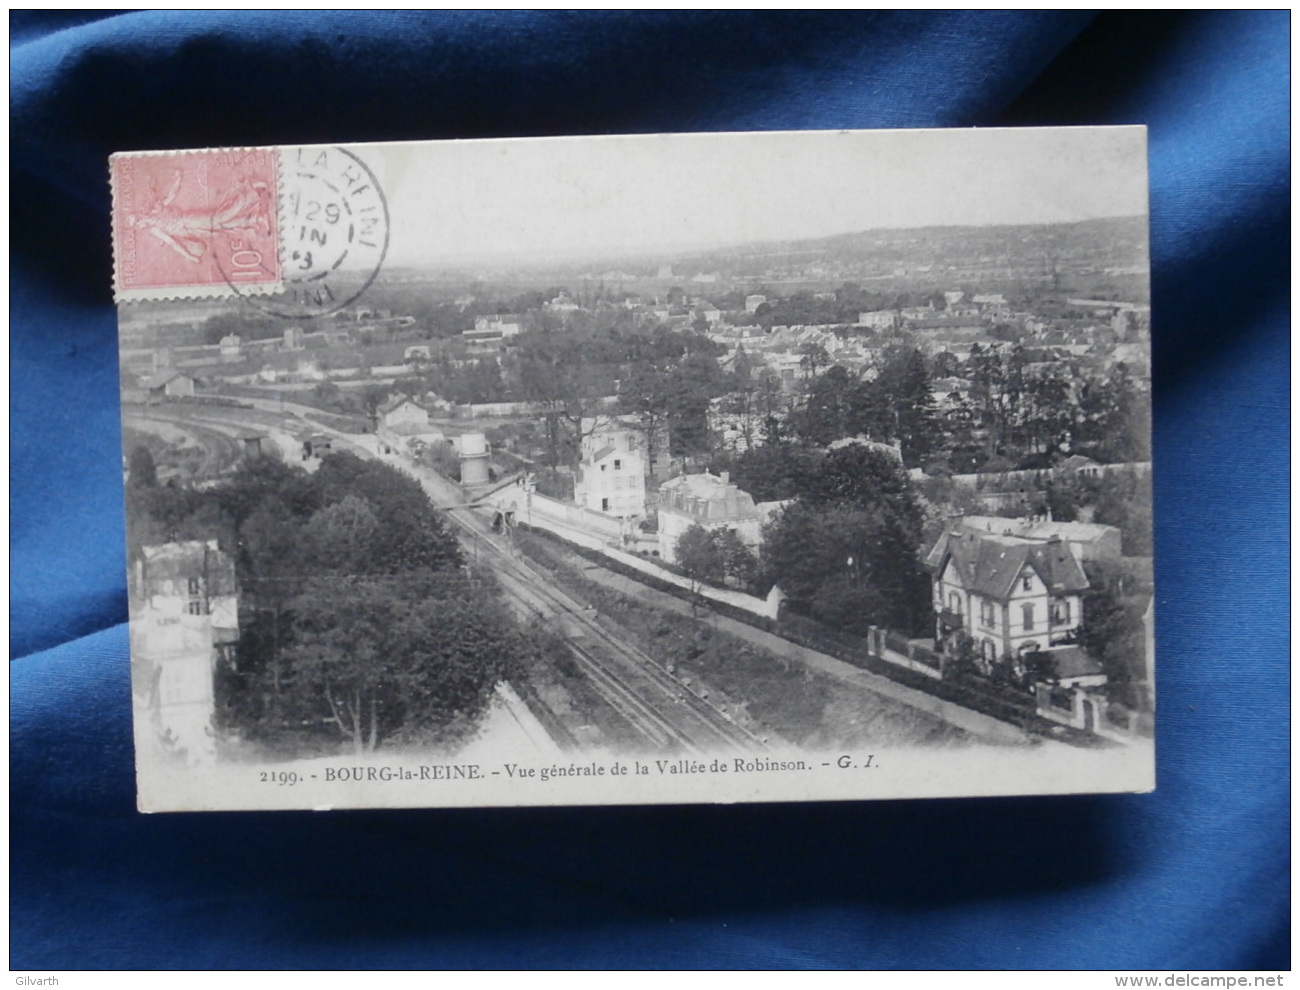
[328,127,1149,268]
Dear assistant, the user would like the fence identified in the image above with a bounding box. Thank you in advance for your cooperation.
[772,613,944,680]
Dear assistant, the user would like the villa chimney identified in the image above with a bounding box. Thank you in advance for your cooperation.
[720,471,730,486]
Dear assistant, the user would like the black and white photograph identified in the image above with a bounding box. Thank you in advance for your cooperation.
[115,128,1155,811]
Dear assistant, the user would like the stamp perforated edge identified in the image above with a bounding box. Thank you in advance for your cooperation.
[110,148,286,304]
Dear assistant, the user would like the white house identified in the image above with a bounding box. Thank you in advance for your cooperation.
[144,369,196,402]
[582,414,672,479]
[574,444,645,519]
[473,315,524,338]
[657,471,760,564]
[219,334,243,363]
[691,302,722,325]
[376,393,443,452]
[925,522,1102,684]
[857,310,898,330]
[130,540,239,766]
[546,294,581,313]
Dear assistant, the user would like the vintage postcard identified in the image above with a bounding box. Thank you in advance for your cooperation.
[113,128,1155,812]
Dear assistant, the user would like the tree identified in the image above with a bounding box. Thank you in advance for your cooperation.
[730,442,821,503]
[732,345,760,383]
[238,496,305,586]
[760,444,930,636]
[676,525,725,615]
[1076,365,1150,463]
[798,342,830,378]
[618,360,676,476]
[668,350,732,460]
[213,455,320,527]
[313,380,343,408]
[713,528,758,589]
[850,347,939,466]
[929,350,962,379]
[798,443,921,526]
[1073,560,1150,709]
[298,494,380,574]
[128,445,158,488]
[1091,467,1153,556]
[312,453,462,573]
[761,501,930,636]
[277,577,521,753]
[893,348,940,466]
[966,342,1010,458]
[1022,367,1073,456]
[793,364,855,446]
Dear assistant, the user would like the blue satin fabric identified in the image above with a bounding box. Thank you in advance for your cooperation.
[10,11,1289,970]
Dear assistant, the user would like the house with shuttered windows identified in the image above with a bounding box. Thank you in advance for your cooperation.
[925,521,1105,687]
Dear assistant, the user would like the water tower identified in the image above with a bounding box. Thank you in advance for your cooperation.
[459,432,491,486]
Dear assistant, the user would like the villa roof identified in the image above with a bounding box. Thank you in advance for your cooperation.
[377,394,421,416]
[139,539,237,593]
[658,472,758,523]
[928,525,1088,600]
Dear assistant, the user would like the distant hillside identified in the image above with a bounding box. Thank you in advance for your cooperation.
[386,216,1150,303]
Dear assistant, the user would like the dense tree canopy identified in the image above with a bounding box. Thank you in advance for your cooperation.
[759,444,931,637]
[276,576,522,753]
[128,450,505,752]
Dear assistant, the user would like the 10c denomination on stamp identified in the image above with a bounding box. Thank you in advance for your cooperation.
[111,148,282,302]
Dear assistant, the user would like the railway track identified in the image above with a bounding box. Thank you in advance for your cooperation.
[124,409,246,479]
[426,478,763,755]
[489,561,758,754]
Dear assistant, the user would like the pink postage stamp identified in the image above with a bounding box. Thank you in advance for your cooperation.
[111,148,282,301]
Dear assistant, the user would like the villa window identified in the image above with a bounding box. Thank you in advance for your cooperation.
[1021,574,1033,592]
[187,577,201,596]
[1022,603,1035,631]
[1052,600,1070,624]
[614,459,622,470]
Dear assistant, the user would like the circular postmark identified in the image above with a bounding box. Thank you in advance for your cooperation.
[223,146,389,318]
